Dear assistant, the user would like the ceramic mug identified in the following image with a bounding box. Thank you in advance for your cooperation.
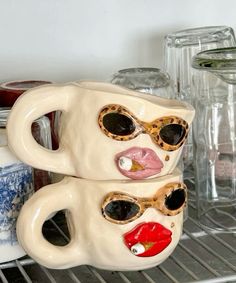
[7,81,194,180]
[17,168,185,270]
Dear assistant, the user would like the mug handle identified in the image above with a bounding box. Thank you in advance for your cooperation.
[7,83,77,176]
[17,178,83,269]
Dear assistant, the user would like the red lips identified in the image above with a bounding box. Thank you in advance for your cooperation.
[124,222,172,257]
[115,147,164,179]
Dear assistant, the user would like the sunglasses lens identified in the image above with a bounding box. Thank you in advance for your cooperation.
[103,113,135,136]
[160,124,186,146]
[165,189,186,210]
[104,200,139,221]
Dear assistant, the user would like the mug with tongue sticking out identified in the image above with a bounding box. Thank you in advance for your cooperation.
[7,81,194,180]
[16,168,185,270]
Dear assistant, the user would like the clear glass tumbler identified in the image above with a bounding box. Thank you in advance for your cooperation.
[111,67,174,98]
[192,47,236,232]
[164,26,236,172]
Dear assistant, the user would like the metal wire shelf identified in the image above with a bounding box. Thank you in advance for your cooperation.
[0,178,236,283]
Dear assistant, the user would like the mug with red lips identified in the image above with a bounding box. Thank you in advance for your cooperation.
[16,168,186,270]
[7,81,195,180]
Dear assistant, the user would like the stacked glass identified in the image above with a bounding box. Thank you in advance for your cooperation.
[164,26,236,173]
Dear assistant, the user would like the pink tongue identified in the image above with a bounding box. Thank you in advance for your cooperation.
[115,147,164,180]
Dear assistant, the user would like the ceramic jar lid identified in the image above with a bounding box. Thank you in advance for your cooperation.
[0,80,51,107]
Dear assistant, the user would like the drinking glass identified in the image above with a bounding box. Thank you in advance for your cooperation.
[111,67,174,98]
[164,26,236,172]
[192,47,236,232]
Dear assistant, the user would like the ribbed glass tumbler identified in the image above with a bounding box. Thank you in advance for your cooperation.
[192,47,236,232]
[164,26,236,172]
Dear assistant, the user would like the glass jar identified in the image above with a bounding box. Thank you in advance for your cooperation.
[111,67,174,98]
[192,47,236,232]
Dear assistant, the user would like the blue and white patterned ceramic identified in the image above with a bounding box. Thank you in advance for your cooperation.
[0,127,33,262]
[0,162,33,244]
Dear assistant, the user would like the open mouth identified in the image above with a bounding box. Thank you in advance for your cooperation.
[115,147,164,179]
[124,222,172,257]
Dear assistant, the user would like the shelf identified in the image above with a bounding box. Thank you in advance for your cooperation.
[0,178,236,283]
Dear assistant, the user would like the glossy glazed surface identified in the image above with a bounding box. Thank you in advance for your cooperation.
[16,169,184,270]
[7,81,195,180]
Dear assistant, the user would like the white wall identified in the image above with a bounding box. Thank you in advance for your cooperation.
[1,0,236,83]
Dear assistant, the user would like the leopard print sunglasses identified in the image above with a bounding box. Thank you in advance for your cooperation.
[101,182,187,225]
[98,104,189,151]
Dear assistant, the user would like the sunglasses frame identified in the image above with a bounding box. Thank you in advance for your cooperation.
[101,182,187,225]
[98,104,189,151]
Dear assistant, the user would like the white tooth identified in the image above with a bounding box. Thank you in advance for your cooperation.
[118,156,132,171]
[131,243,146,255]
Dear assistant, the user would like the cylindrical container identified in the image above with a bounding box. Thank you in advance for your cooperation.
[0,80,51,107]
[0,80,58,149]
[192,47,236,232]
[0,108,51,262]
[111,67,174,99]
[164,26,236,171]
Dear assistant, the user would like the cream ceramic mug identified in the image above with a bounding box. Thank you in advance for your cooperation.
[7,81,194,180]
[17,168,185,270]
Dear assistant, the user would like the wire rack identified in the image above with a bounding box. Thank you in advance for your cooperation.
[0,178,236,283]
